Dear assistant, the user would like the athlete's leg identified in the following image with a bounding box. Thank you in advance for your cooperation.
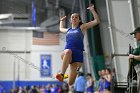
[56,49,72,81]
[61,49,72,74]
[68,62,82,85]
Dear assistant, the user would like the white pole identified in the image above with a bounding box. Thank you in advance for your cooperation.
[71,0,76,13]
[128,0,135,31]
[128,0,136,47]
[105,0,119,82]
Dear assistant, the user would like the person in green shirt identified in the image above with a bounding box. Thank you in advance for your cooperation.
[129,27,140,93]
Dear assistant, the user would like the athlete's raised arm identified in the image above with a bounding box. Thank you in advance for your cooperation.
[59,16,68,33]
[81,4,100,32]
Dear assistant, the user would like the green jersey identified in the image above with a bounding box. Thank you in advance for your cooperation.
[133,43,140,66]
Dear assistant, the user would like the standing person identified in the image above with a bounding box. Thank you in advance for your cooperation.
[86,73,94,93]
[74,72,86,93]
[61,82,69,93]
[129,27,140,93]
[104,69,112,93]
[94,70,101,93]
[56,4,100,86]
[98,69,106,93]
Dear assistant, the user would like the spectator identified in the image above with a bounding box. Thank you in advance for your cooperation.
[45,84,51,93]
[10,88,14,93]
[99,69,106,93]
[62,82,69,93]
[104,68,112,93]
[129,27,140,93]
[31,85,38,93]
[86,73,94,93]
[74,72,86,93]
[50,84,59,93]
[94,70,101,92]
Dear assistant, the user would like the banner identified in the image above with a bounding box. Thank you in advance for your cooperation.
[32,0,36,27]
[40,54,51,77]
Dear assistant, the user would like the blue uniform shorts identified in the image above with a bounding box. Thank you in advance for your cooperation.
[65,48,83,63]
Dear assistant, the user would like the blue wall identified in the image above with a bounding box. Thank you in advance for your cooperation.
[0,81,62,93]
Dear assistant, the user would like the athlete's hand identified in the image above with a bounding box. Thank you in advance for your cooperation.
[60,16,66,21]
[87,4,94,11]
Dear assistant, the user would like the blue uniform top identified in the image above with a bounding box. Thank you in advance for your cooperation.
[99,80,105,92]
[105,79,111,90]
[86,81,94,92]
[65,26,84,51]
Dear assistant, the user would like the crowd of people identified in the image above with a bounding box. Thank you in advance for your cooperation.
[9,83,69,93]
[0,69,112,93]
[74,69,112,93]
[95,69,112,93]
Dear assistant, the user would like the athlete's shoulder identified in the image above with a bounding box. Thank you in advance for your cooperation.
[66,28,72,32]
